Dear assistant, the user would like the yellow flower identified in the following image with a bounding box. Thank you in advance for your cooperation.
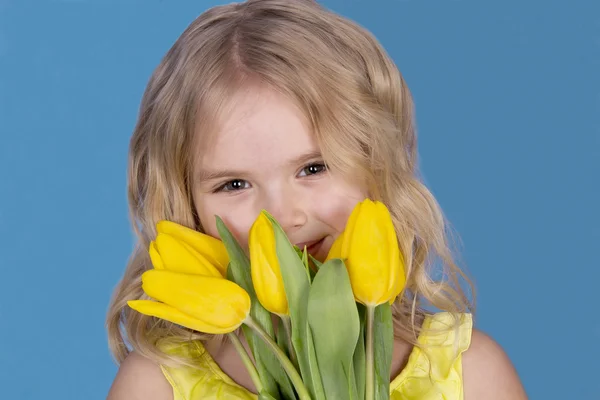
[128,270,251,334]
[249,212,288,315]
[149,221,229,277]
[326,199,406,306]
[326,231,344,260]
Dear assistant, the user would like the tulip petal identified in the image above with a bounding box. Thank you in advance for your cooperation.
[141,270,250,329]
[249,212,288,315]
[127,300,240,334]
[157,221,229,276]
[346,200,385,304]
[179,240,225,277]
[389,254,406,301]
[325,232,344,261]
[341,201,362,258]
[155,233,222,278]
[149,241,164,270]
[373,202,406,300]
[376,201,405,300]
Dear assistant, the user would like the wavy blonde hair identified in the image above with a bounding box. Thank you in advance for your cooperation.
[106,0,475,367]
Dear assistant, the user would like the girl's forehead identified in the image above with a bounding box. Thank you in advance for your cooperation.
[194,86,318,168]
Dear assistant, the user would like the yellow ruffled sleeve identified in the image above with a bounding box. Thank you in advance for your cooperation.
[390,312,473,400]
[158,340,257,400]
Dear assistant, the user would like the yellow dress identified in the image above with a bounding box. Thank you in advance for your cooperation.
[159,312,472,400]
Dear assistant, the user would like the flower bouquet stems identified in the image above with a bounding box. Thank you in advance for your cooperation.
[128,199,406,400]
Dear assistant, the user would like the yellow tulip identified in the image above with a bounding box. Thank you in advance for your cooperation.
[128,270,250,334]
[326,199,406,306]
[249,212,288,315]
[150,232,222,278]
[155,220,229,276]
[326,231,344,260]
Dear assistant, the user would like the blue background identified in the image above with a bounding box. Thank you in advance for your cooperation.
[0,0,598,398]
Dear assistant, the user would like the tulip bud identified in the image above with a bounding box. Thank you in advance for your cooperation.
[249,212,289,315]
[327,199,406,306]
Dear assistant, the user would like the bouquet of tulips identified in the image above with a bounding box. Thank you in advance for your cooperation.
[128,199,406,400]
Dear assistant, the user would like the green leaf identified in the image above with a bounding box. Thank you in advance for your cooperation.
[293,245,304,259]
[353,304,366,400]
[373,302,393,400]
[293,245,315,282]
[307,259,360,400]
[302,246,318,281]
[216,216,296,400]
[265,212,326,400]
[276,319,292,361]
[259,391,279,400]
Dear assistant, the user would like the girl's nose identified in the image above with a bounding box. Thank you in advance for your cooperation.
[262,191,308,233]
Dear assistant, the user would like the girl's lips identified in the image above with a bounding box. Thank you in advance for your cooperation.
[296,237,326,255]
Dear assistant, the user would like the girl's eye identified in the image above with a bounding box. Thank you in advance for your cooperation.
[298,162,327,177]
[216,179,250,192]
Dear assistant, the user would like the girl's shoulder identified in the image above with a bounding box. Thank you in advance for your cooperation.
[107,351,173,400]
[462,328,528,399]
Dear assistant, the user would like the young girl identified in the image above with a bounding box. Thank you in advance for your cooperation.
[106,1,526,398]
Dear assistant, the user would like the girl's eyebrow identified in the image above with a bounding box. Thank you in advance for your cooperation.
[196,150,323,184]
[287,150,323,167]
[195,168,246,184]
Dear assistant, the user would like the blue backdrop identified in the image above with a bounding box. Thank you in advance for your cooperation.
[1,0,597,398]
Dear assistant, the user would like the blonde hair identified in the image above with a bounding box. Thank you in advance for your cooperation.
[106,0,475,367]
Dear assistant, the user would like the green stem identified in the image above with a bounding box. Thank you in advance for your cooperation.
[281,315,298,370]
[366,305,375,400]
[227,332,263,394]
[245,317,312,400]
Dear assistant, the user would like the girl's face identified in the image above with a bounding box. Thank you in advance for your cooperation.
[192,86,366,261]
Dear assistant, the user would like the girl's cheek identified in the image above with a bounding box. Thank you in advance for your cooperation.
[199,197,256,248]
[322,183,366,229]
[219,213,252,249]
